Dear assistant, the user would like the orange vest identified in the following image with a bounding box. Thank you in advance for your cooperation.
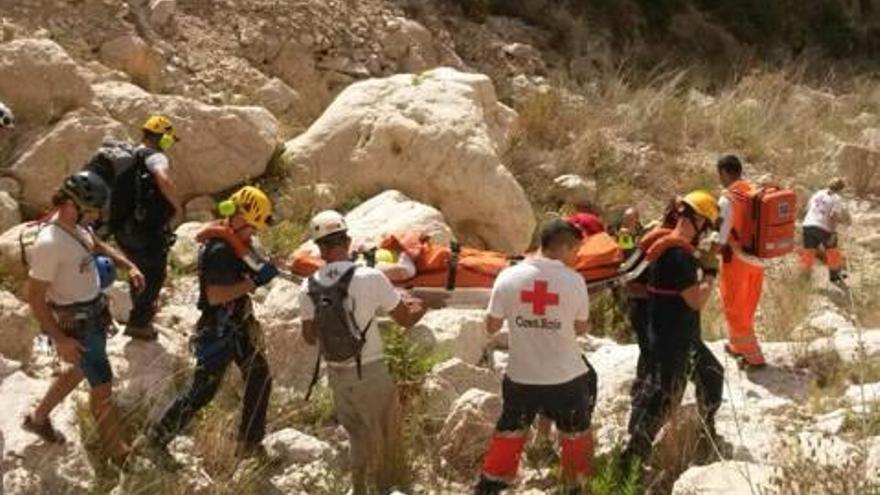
[195,221,252,257]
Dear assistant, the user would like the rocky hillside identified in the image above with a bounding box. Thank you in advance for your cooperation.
[2,0,880,494]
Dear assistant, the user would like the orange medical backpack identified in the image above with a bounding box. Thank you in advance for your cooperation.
[726,181,797,259]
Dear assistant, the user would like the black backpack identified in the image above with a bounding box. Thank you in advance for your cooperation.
[88,144,173,237]
[305,265,371,399]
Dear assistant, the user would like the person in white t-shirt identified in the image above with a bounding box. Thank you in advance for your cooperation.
[23,172,145,467]
[475,219,597,495]
[299,210,427,495]
[801,177,850,283]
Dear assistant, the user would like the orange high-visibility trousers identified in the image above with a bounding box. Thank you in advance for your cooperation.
[720,253,766,366]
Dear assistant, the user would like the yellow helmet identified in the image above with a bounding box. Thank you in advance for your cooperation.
[681,190,719,224]
[229,186,272,230]
[142,115,175,137]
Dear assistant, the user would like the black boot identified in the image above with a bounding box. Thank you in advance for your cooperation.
[474,475,508,495]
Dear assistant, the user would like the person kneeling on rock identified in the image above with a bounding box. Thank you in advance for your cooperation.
[136,186,278,469]
[23,172,145,468]
[475,219,597,495]
[623,191,727,469]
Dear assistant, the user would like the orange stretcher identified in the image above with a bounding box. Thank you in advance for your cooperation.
[289,231,625,289]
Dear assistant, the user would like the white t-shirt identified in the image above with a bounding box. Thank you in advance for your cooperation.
[487,257,590,385]
[138,145,170,175]
[804,189,845,232]
[717,195,734,246]
[299,261,402,365]
[28,222,100,305]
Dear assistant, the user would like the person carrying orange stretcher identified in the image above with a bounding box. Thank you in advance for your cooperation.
[800,177,850,284]
[716,155,766,368]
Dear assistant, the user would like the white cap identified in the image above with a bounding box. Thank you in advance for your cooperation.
[310,210,348,242]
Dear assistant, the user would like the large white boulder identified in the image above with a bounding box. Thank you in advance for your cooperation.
[835,143,880,196]
[411,309,489,365]
[10,110,126,211]
[0,38,93,125]
[672,461,776,494]
[0,223,30,281]
[262,321,318,391]
[280,67,533,252]
[290,189,454,261]
[0,290,36,363]
[256,277,301,322]
[92,81,280,201]
[438,388,501,479]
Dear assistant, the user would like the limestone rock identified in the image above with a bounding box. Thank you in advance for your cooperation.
[0,290,36,363]
[280,68,532,252]
[345,190,453,246]
[0,191,21,233]
[0,177,22,198]
[149,0,177,26]
[0,38,93,125]
[184,196,216,223]
[264,428,334,465]
[93,81,280,201]
[263,322,317,391]
[254,77,301,116]
[430,358,499,396]
[411,309,489,365]
[672,461,775,494]
[169,222,204,272]
[381,17,440,73]
[106,281,132,323]
[10,110,126,211]
[438,388,501,479]
[0,222,30,280]
[835,143,880,196]
[858,233,880,252]
[257,277,301,322]
[552,174,597,208]
[99,34,165,91]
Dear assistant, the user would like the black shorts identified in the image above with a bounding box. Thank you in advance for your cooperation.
[803,225,837,250]
[496,362,597,434]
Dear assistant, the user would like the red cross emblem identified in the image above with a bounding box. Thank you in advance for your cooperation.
[520,280,559,316]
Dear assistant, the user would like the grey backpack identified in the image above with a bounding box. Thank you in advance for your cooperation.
[305,265,371,399]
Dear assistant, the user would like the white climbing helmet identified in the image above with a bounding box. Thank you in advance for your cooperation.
[310,210,348,242]
[0,102,14,129]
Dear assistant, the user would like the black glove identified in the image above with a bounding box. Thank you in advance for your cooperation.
[252,262,279,287]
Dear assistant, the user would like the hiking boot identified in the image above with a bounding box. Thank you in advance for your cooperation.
[22,414,66,444]
[123,323,158,341]
[724,344,766,370]
[474,476,508,495]
[693,432,733,465]
[132,434,180,471]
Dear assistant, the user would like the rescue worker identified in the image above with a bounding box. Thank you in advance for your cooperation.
[801,177,850,284]
[299,210,427,495]
[716,155,766,368]
[616,207,643,258]
[137,186,277,468]
[116,115,181,340]
[22,171,145,467]
[624,191,725,467]
[475,219,597,495]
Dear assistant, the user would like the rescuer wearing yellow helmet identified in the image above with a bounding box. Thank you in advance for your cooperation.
[136,185,279,469]
[623,190,728,468]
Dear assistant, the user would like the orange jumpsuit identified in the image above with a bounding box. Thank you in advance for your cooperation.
[719,180,766,366]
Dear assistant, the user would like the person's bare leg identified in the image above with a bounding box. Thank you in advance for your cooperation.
[32,366,84,423]
[90,383,129,461]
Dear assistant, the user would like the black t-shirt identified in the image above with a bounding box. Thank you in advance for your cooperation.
[197,239,250,323]
[647,246,700,344]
